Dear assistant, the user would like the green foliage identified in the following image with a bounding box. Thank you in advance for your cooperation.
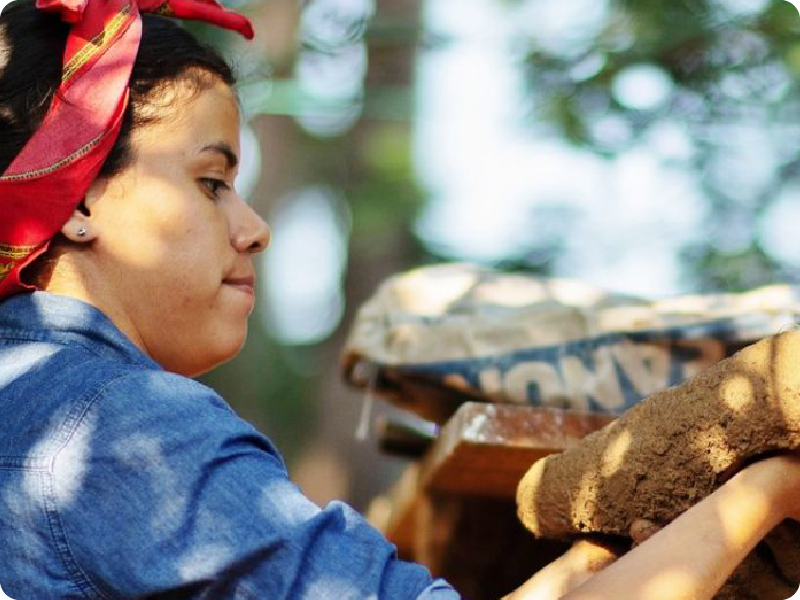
[519,0,800,290]
[346,124,426,252]
[680,239,790,292]
[525,3,800,136]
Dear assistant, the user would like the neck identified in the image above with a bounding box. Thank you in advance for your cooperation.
[41,251,148,354]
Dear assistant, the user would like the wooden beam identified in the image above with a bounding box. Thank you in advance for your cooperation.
[419,403,617,497]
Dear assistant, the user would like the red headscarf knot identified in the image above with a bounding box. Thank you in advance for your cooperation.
[36,0,254,38]
[35,0,87,23]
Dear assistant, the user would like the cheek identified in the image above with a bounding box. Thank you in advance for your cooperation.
[164,231,230,305]
[145,207,225,274]
[105,187,230,299]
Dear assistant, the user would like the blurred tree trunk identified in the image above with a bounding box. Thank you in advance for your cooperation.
[295,0,427,510]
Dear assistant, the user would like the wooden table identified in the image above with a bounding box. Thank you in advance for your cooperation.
[367,402,616,599]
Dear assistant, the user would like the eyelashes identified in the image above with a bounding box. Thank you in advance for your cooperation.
[199,177,232,200]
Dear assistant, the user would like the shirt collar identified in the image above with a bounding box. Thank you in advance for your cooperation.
[0,291,159,369]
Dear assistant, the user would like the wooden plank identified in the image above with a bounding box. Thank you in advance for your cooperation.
[419,403,616,497]
[368,402,616,570]
[413,493,571,599]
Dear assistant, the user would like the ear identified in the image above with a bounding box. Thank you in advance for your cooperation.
[60,177,108,243]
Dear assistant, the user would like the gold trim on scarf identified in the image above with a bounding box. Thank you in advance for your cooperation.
[0,132,105,181]
[0,261,15,285]
[62,4,133,84]
[0,243,38,261]
[0,2,131,182]
[0,243,40,285]
[155,2,175,16]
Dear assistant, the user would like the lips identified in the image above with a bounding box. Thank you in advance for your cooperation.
[223,275,255,286]
[222,274,255,294]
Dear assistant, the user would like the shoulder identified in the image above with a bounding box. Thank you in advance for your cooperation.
[80,367,284,469]
[50,368,291,595]
[96,367,231,413]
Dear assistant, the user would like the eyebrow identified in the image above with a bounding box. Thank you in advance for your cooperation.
[199,142,239,170]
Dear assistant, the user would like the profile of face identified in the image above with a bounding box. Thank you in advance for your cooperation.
[64,74,270,377]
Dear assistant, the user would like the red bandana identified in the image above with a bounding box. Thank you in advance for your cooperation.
[0,0,252,298]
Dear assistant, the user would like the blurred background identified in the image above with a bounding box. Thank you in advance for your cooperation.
[130,0,800,510]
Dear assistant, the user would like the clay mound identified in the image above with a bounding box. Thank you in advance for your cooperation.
[517,330,800,597]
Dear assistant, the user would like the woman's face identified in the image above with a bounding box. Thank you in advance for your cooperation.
[84,76,269,376]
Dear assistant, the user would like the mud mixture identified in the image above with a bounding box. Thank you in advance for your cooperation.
[517,331,800,599]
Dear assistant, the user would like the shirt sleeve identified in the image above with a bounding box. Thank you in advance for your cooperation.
[53,369,461,600]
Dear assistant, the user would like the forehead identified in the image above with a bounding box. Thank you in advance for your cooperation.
[131,78,240,157]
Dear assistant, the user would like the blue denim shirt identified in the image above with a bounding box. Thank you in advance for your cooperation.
[0,292,459,599]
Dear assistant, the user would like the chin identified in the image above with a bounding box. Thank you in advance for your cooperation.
[188,327,248,376]
[147,315,250,376]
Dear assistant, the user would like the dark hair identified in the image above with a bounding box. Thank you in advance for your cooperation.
[0,0,236,177]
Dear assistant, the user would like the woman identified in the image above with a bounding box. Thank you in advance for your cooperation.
[0,0,457,597]
[2,1,800,599]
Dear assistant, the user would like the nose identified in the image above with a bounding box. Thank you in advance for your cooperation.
[230,197,270,254]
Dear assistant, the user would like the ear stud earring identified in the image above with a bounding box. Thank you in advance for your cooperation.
[76,227,87,238]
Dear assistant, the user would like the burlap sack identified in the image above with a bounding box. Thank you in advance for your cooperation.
[343,263,800,423]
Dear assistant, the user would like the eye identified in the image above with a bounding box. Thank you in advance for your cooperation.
[199,178,231,199]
